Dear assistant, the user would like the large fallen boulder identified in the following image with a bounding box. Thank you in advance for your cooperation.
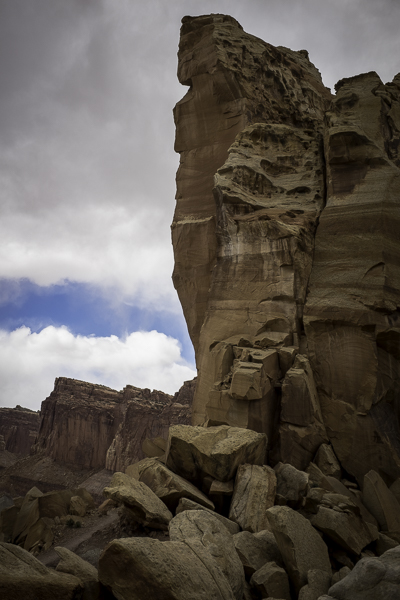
[169,510,244,600]
[266,505,332,593]
[250,561,291,600]
[98,537,236,599]
[166,425,267,483]
[126,457,214,511]
[103,471,172,530]
[363,470,400,537]
[0,542,83,599]
[175,497,240,534]
[229,464,276,532]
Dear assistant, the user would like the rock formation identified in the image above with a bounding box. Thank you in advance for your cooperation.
[172,14,400,485]
[0,406,40,457]
[33,377,194,473]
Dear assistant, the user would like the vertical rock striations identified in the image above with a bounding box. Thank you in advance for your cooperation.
[172,14,400,484]
[0,407,40,456]
[33,377,194,473]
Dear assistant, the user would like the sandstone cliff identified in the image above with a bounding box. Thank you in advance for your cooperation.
[33,377,194,473]
[172,14,400,485]
[0,406,40,457]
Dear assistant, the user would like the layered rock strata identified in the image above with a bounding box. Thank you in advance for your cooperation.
[172,14,400,484]
[0,406,40,456]
[33,377,194,473]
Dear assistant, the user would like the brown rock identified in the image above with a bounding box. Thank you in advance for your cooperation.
[98,537,236,599]
[229,464,276,532]
[314,444,341,479]
[311,505,376,555]
[233,530,283,576]
[250,561,291,600]
[274,462,309,507]
[266,505,332,593]
[298,569,331,600]
[169,510,244,600]
[0,406,39,457]
[69,495,87,517]
[176,497,240,535]
[32,376,194,473]
[363,470,400,535]
[126,457,214,511]
[55,547,99,600]
[166,424,267,483]
[0,542,83,599]
[103,471,172,530]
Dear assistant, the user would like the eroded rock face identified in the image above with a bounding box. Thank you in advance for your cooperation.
[33,377,194,472]
[0,406,40,456]
[172,13,400,484]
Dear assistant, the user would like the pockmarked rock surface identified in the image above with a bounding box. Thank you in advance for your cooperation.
[166,424,267,483]
[172,12,400,484]
[98,537,236,600]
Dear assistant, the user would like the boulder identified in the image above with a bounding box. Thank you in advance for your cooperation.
[250,561,291,600]
[98,537,236,599]
[0,542,83,599]
[69,495,87,517]
[274,462,309,507]
[363,470,400,535]
[314,444,341,479]
[233,530,283,576]
[55,546,99,600]
[103,471,172,530]
[326,546,400,600]
[311,504,376,555]
[176,497,240,535]
[298,569,331,600]
[169,510,244,600]
[126,457,214,511]
[166,425,267,483]
[323,476,378,527]
[229,464,276,532]
[266,505,331,593]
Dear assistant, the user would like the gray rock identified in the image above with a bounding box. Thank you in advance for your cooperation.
[176,497,240,535]
[233,530,283,576]
[250,561,291,600]
[274,462,309,507]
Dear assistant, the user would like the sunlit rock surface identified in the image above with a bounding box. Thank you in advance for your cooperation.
[172,14,400,484]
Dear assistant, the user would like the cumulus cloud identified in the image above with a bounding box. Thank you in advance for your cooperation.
[0,325,196,410]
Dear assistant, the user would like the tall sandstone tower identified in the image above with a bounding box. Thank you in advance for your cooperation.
[172,14,400,485]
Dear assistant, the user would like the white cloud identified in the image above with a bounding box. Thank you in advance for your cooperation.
[0,325,196,410]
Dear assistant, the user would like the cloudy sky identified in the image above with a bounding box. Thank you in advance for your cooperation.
[1,0,399,410]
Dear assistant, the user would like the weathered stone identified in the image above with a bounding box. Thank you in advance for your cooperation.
[331,566,352,586]
[375,532,399,556]
[311,505,376,555]
[0,504,19,543]
[314,444,341,479]
[233,530,283,576]
[31,376,194,473]
[69,495,87,517]
[172,13,400,485]
[176,497,240,534]
[306,463,336,491]
[209,479,234,495]
[55,546,99,600]
[0,406,40,456]
[142,435,167,459]
[0,542,83,599]
[390,477,400,505]
[126,457,214,511]
[98,537,235,599]
[169,510,244,600]
[229,464,276,532]
[166,424,267,483]
[103,471,172,530]
[298,569,331,600]
[250,561,291,600]
[326,546,400,600]
[274,462,309,507]
[363,470,400,535]
[266,505,331,593]
[323,476,378,527]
